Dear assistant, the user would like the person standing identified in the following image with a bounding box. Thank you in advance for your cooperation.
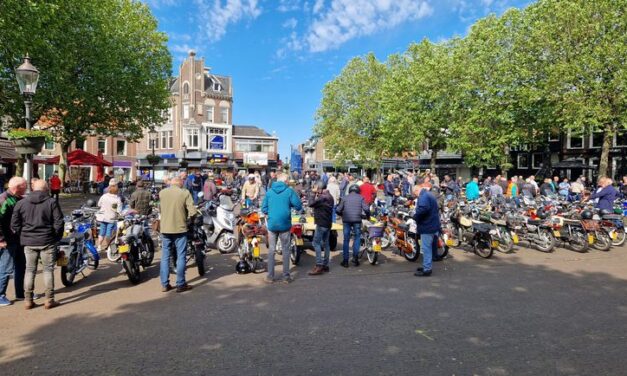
[0,177,27,306]
[241,175,259,208]
[261,173,303,283]
[129,180,152,216]
[49,171,62,202]
[266,171,277,191]
[359,176,377,206]
[96,184,122,252]
[327,176,341,222]
[336,185,369,268]
[159,177,197,293]
[413,183,441,277]
[203,174,218,202]
[465,177,480,201]
[587,177,618,211]
[558,178,571,199]
[11,180,64,309]
[384,175,395,208]
[307,181,334,275]
[191,171,203,205]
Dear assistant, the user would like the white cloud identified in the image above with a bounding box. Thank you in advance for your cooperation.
[312,0,324,13]
[277,0,302,12]
[304,0,434,52]
[170,44,199,53]
[195,0,262,43]
[282,17,298,29]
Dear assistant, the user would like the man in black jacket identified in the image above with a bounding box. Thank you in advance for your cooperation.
[308,181,334,275]
[129,180,152,216]
[11,180,64,309]
[336,184,369,267]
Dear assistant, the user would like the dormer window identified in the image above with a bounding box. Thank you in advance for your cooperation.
[183,83,189,94]
[213,82,221,91]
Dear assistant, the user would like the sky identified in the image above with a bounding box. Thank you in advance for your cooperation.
[145,0,531,161]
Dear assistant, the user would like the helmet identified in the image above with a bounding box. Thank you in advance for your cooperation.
[235,260,252,274]
[581,210,593,220]
[315,180,326,191]
[348,184,360,194]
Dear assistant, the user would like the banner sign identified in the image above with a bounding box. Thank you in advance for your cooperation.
[209,135,224,150]
[243,152,268,166]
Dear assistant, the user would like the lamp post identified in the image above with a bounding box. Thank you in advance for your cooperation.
[15,55,40,193]
[148,129,158,182]
[180,142,188,170]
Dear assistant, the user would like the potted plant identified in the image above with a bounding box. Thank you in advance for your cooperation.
[7,128,50,155]
[146,154,161,166]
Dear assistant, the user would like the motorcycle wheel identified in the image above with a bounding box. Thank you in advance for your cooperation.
[569,230,589,253]
[404,237,419,262]
[535,229,556,253]
[496,231,514,253]
[122,255,141,285]
[593,231,612,251]
[195,248,206,276]
[60,253,78,287]
[612,227,626,247]
[436,236,449,258]
[474,237,494,259]
[381,231,392,249]
[330,231,338,251]
[142,238,155,267]
[86,248,99,270]
[106,243,120,262]
[217,233,237,254]
[290,234,302,265]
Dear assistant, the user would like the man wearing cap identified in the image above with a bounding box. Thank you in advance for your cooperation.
[241,175,259,208]
[129,180,152,216]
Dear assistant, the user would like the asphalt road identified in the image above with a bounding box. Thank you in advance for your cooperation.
[1,194,626,375]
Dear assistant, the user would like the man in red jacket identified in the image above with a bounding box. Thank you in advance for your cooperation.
[359,176,377,206]
[49,171,62,202]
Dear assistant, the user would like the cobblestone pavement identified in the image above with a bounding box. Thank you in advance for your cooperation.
[0,194,626,375]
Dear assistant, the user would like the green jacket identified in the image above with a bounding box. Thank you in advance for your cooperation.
[159,185,197,234]
[0,191,20,244]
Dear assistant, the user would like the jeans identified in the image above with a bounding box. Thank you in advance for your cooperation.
[313,226,331,266]
[24,244,56,300]
[342,222,361,261]
[160,233,187,288]
[420,233,435,272]
[99,222,117,237]
[0,246,15,296]
[192,190,201,205]
[267,231,291,279]
[14,246,25,299]
[385,196,393,208]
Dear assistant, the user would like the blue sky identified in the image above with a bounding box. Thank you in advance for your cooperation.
[146,0,531,161]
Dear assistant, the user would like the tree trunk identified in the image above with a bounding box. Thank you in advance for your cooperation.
[598,126,614,178]
[501,145,511,178]
[59,144,70,187]
[430,149,438,173]
[15,156,25,178]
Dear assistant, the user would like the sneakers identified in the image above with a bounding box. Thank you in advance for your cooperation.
[161,284,173,292]
[308,265,324,276]
[414,269,432,277]
[176,284,193,293]
[322,265,330,273]
[340,260,349,268]
[0,295,11,307]
[352,257,360,267]
[282,275,294,284]
[44,300,61,309]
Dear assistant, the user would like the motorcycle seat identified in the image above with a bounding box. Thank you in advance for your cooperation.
[472,223,492,233]
[526,219,543,226]
[602,214,622,221]
[490,218,507,226]
[561,218,580,226]
[459,216,473,227]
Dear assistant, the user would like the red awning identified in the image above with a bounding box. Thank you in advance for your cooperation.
[67,149,112,166]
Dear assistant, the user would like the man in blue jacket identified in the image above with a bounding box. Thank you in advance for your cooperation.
[262,173,303,284]
[336,184,369,267]
[587,176,618,212]
[412,183,441,277]
[465,177,480,201]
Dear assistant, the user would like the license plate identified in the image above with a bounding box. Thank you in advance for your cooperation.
[253,246,260,257]
[588,235,595,244]
[553,230,561,238]
[295,238,304,246]
[491,240,500,248]
[373,244,382,252]
[445,239,455,246]
[57,256,68,267]
[511,233,519,244]
[118,244,130,254]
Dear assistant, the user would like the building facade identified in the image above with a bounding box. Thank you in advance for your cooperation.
[136,51,278,180]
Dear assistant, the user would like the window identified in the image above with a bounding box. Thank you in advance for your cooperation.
[167,108,173,123]
[532,153,543,169]
[160,131,167,149]
[44,140,55,150]
[168,130,173,149]
[197,104,203,116]
[213,82,221,91]
[97,139,107,154]
[220,107,229,124]
[207,128,226,150]
[615,132,627,147]
[206,105,214,123]
[183,105,189,119]
[76,139,86,150]
[590,131,604,148]
[185,128,199,148]
[183,83,189,94]
[235,139,275,153]
[567,131,584,149]
[116,140,126,156]
[549,128,560,141]
[517,154,529,169]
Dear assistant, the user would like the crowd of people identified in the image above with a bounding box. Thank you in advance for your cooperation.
[0,166,624,309]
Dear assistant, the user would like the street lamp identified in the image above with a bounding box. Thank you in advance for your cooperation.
[15,55,40,193]
[180,142,188,170]
[148,129,158,182]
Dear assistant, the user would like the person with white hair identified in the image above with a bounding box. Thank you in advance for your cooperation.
[0,177,27,306]
[11,179,64,309]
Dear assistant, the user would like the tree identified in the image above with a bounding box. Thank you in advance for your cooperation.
[526,0,627,177]
[0,0,172,183]
[315,53,388,170]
